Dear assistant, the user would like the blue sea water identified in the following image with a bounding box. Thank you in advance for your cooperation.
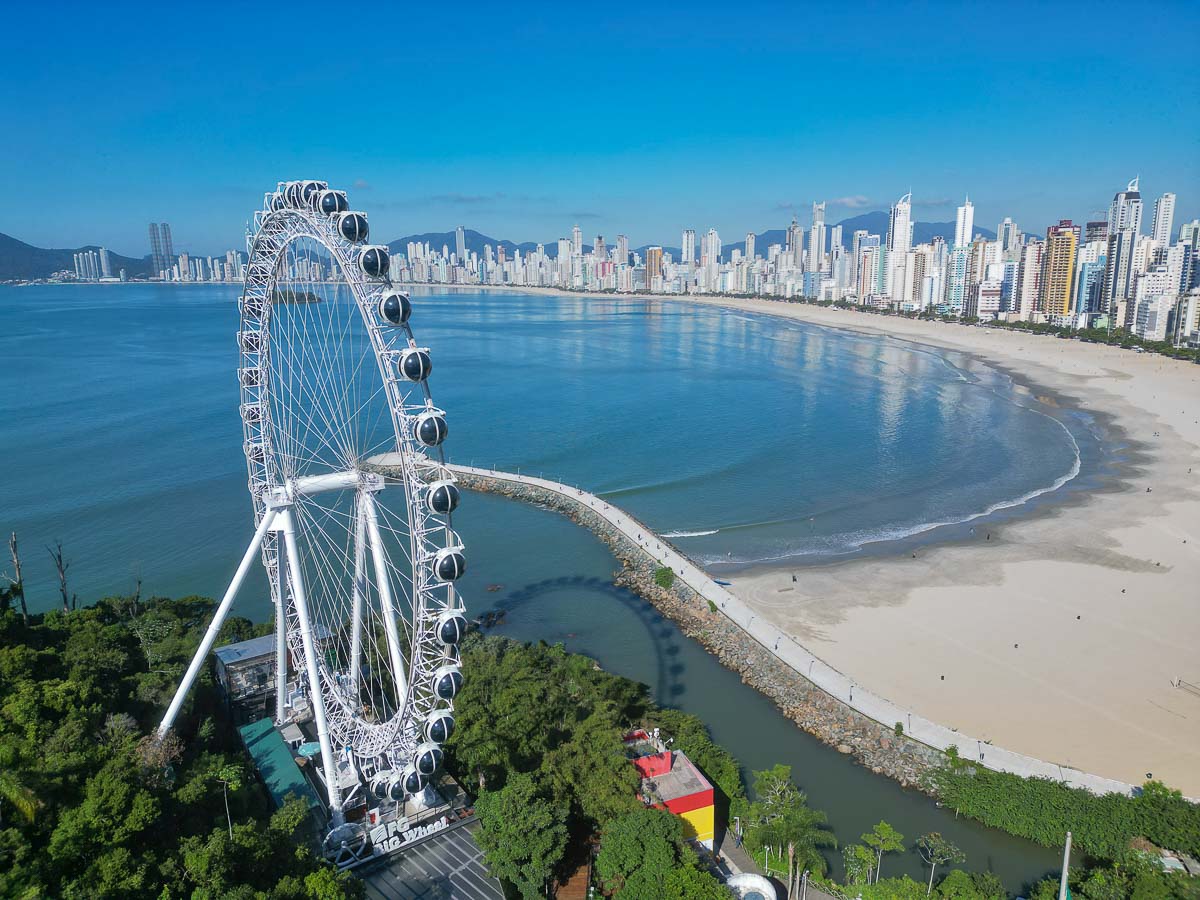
[0,283,1096,607]
[0,282,1082,887]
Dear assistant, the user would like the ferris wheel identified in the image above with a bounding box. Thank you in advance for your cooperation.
[159,180,467,858]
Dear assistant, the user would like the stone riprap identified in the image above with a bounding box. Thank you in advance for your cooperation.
[447,468,944,791]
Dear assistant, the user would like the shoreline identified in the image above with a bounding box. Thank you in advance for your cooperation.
[424,284,1200,794]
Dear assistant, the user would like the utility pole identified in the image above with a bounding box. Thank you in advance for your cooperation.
[1058,831,1072,900]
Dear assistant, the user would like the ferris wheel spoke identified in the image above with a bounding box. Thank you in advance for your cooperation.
[230,181,466,830]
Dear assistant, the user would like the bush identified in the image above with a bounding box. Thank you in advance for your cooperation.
[933,767,1200,859]
[654,567,675,589]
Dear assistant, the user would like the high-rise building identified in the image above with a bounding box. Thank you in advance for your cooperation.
[744,232,755,260]
[703,229,721,267]
[616,234,629,266]
[856,235,883,299]
[593,235,606,261]
[1151,193,1176,246]
[1015,240,1044,319]
[644,246,663,285]
[455,225,466,262]
[1085,221,1108,245]
[1039,220,1080,318]
[1102,229,1137,318]
[786,218,803,269]
[1074,240,1107,314]
[160,223,174,265]
[1107,177,1143,235]
[148,223,164,276]
[954,197,974,248]
[885,193,913,301]
[99,247,112,279]
[808,201,826,273]
[997,217,1022,262]
[1179,220,1200,290]
[829,224,843,253]
[571,224,583,257]
[681,229,696,267]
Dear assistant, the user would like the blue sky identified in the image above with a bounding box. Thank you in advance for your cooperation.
[3,0,1197,256]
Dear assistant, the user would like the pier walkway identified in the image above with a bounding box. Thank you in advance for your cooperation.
[446,464,1142,799]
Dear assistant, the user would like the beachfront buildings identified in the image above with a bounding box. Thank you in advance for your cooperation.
[383,178,1196,347]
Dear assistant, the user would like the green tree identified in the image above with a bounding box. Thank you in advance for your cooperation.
[862,820,905,883]
[662,864,732,899]
[843,843,876,885]
[475,772,568,899]
[596,807,689,900]
[743,765,836,897]
[209,761,243,837]
[543,705,641,828]
[0,742,38,826]
[917,832,966,896]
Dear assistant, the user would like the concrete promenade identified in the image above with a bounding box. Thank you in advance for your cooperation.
[447,463,1145,800]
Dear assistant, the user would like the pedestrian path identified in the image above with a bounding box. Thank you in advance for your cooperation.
[448,464,1148,800]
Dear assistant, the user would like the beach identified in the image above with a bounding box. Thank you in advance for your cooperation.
[653,296,1200,795]
[429,284,1200,793]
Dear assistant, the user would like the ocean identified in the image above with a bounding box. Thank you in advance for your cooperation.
[1,283,1098,611]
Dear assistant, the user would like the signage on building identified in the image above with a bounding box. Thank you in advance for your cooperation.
[369,816,450,855]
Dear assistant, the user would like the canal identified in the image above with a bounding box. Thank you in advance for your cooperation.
[458,490,1061,892]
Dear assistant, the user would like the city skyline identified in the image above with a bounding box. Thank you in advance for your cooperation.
[2,2,1197,254]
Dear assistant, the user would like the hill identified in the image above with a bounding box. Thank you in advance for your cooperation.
[0,232,152,281]
[388,228,550,261]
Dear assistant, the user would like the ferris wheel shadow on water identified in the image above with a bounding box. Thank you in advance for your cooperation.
[477,574,688,704]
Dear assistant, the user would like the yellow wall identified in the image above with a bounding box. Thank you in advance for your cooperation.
[679,804,715,843]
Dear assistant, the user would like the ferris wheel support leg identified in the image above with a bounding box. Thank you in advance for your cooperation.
[157,507,278,738]
[279,507,345,827]
[272,534,288,725]
[348,497,367,695]
[361,490,410,710]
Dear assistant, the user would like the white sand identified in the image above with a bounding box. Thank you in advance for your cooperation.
[667,297,1200,795]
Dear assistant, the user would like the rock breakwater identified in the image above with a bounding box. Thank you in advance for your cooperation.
[452,470,946,792]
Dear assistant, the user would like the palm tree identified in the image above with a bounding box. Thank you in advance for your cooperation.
[749,795,836,897]
[0,745,39,826]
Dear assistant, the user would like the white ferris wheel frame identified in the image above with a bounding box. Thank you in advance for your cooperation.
[157,183,464,833]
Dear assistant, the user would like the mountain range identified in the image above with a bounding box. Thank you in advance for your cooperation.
[0,232,151,281]
[2,213,998,281]
[388,212,996,265]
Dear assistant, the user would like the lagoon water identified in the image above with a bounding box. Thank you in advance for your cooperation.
[1,283,1079,887]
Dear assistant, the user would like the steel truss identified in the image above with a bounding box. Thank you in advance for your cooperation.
[159,183,465,845]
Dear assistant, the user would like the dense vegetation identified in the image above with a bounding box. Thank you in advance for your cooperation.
[0,589,361,899]
[448,635,732,898]
[776,294,1200,363]
[933,765,1200,860]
